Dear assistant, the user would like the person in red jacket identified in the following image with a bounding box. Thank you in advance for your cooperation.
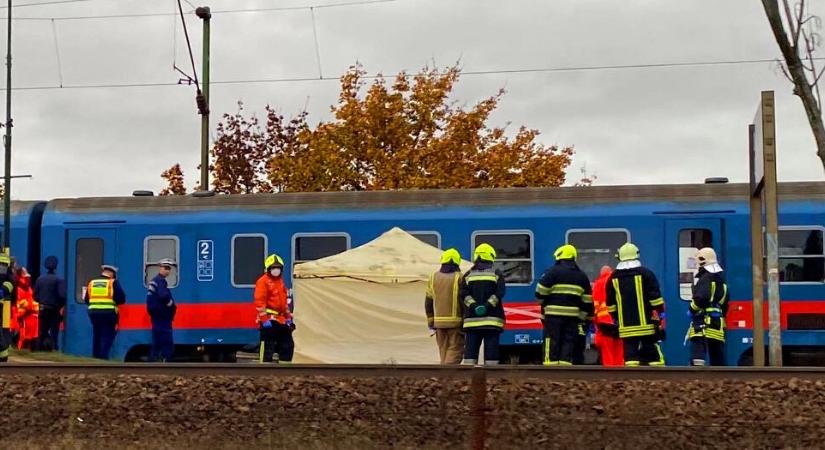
[254,254,294,363]
[592,266,623,366]
[15,268,38,351]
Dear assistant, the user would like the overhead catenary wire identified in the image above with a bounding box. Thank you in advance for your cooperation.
[175,0,199,89]
[50,18,63,87]
[0,57,821,92]
[11,0,400,21]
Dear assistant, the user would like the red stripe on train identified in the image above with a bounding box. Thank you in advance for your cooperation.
[117,303,258,330]
[726,300,825,330]
[503,302,543,330]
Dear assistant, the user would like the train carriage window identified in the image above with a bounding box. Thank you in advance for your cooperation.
[232,234,267,287]
[144,236,180,288]
[678,229,713,300]
[472,231,533,284]
[778,228,825,283]
[566,230,629,281]
[292,234,350,267]
[410,232,441,249]
[75,238,103,303]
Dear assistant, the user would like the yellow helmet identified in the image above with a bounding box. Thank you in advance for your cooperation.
[264,253,284,270]
[473,243,496,262]
[696,247,717,266]
[554,244,577,261]
[440,248,461,265]
[617,243,640,262]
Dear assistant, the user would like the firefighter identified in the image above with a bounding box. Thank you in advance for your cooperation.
[460,243,505,365]
[15,267,38,351]
[254,254,294,363]
[605,243,666,367]
[425,248,465,364]
[0,253,15,362]
[146,258,177,362]
[688,247,728,366]
[592,265,624,366]
[536,244,593,365]
[84,265,126,359]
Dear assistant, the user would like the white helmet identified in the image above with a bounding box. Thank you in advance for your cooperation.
[696,247,717,267]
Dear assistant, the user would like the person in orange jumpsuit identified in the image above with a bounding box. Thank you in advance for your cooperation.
[254,254,294,363]
[15,267,38,351]
[592,265,623,366]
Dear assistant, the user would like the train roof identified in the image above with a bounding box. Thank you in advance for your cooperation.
[45,181,825,213]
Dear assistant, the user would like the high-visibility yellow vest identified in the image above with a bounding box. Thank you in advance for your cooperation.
[87,278,117,312]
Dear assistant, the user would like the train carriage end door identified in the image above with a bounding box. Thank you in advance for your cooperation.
[663,219,723,366]
[64,228,117,357]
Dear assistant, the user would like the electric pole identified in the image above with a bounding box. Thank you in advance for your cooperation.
[196,6,210,191]
[3,0,12,254]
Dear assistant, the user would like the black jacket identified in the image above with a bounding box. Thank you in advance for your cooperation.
[34,257,67,309]
[459,262,506,331]
[606,265,665,338]
[535,260,593,320]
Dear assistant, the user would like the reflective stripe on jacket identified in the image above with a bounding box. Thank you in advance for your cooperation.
[460,264,506,331]
[425,270,462,328]
[254,273,290,325]
[535,260,593,320]
[605,266,665,338]
[87,278,117,312]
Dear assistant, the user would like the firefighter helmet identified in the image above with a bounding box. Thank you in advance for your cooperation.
[553,244,578,261]
[696,247,717,266]
[473,243,496,262]
[617,243,640,262]
[264,254,284,270]
[440,248,461,265]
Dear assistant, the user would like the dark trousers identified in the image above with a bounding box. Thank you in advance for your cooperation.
[259,321,294,363]
[690,337,725,366]
[622,334,665,366]
[572,322,587,365]
[543,316,578,365]
[149,320,174,362]
[89,312,118,360]
[38,306,62,351]
[463,328,501,363]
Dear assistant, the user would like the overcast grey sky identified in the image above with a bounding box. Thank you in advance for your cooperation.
[2,0,823,199]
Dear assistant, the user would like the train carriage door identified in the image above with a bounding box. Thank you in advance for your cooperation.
[64,229,117,356]
[663,219,723,366]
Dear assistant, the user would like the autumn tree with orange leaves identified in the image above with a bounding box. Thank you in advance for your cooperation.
[160,64,576,194]
[159,164,186,196]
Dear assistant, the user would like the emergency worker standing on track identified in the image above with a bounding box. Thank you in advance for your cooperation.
[35,255,66,352]
[425,248,465,364]
[460,244,505,366]
[0,253,16,362]
[254,254,294,363]
[536,244,593,366]
[688,247,729,366]
[592,265,623,366]
[606,243,666,367]
[84,265,126,360]
[146,258,177,362]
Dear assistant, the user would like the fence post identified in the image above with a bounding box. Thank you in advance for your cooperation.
[469,367,487,450]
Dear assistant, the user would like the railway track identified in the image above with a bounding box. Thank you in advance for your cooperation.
[1,363,825,380]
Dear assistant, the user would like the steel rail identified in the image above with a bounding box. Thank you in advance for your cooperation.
[1,364,825,380]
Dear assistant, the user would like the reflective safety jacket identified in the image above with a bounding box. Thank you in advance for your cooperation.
[425,268,463,329]
[254,273,291,325]
[85,277,126,314]
[535,260,593,320]
[16,279,38,317]
[459,263,506,331]
[689,268,728,342]
[591,270,613,326]
[605,265,665,338]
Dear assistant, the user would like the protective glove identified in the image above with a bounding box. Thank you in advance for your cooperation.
[261,320,272,329]
[428,327,437,337]
[286,319,296,331]
[474,304,487,316]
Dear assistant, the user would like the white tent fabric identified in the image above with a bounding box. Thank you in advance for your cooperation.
[292,227,471,364]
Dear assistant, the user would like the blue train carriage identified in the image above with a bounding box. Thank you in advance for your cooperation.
[0,200,47,277]
[39,181,825,364]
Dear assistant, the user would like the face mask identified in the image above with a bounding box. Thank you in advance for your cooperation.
[270,268,282,277]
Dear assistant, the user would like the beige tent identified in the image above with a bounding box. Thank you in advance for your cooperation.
[292,227,471,364]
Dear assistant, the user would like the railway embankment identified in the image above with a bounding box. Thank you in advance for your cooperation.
[0,366,823,449]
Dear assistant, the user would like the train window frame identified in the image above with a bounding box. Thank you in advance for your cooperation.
[291,232,351,268]
[143,235,181,288]
[231,233,268,288]
[409,231,441,249]
[565,228,631,282]
[471,230,534,286]
[777,226,825,284]
[74,237,104,303]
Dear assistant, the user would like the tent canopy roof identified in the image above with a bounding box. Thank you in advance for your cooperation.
[293,227,471,283]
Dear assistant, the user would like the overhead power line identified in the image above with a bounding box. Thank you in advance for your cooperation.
[11,0,399,20]
[0,57,814,92]
[0,0,101,9]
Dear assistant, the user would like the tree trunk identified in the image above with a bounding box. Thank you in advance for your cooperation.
[762,0,825,171]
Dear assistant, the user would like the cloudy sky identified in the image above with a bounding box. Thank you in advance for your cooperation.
[1,0,823,199]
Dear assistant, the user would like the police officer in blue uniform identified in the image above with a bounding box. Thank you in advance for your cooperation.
[84,264,126,359]
[146,258,177,362]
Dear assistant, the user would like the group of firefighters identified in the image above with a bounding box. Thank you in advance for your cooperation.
[426,242,729,367]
